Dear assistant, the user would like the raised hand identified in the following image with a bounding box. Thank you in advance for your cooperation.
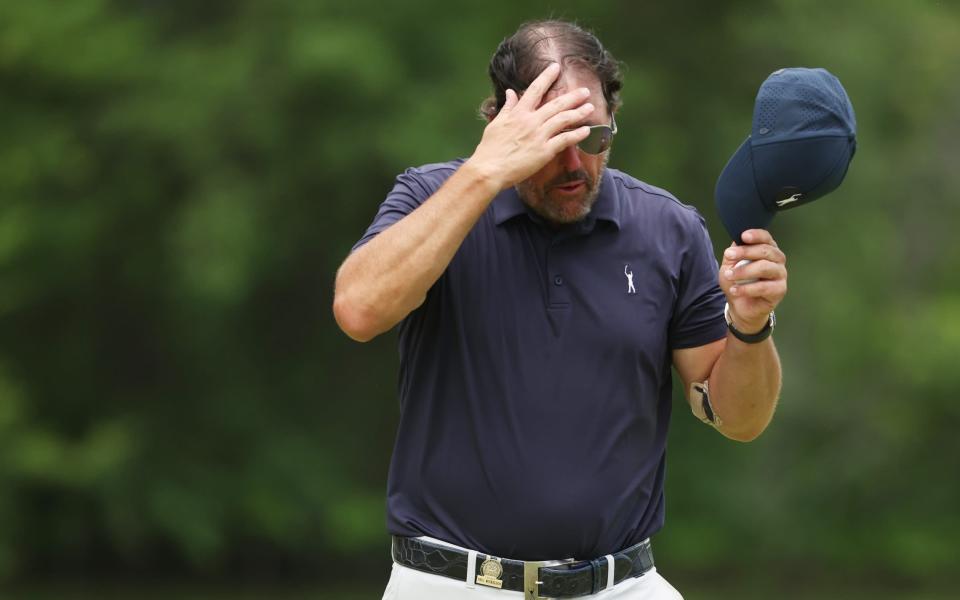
[466,62,595,189]
[719,229,788,334]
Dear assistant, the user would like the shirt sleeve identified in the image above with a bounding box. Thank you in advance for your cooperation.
[668,210,728,349]
[350,166,439,253]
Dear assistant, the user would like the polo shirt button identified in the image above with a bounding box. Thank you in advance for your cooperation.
[554,275,563,286]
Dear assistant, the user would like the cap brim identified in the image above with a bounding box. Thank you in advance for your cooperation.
[752,135,856,210]
[715,136,775,244]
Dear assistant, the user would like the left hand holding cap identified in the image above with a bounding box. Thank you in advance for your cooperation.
[719,229,787,332]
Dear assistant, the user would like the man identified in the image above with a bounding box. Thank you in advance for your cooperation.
[333,20,786,600]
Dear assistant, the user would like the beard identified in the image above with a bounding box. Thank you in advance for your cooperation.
[515,153,608,226]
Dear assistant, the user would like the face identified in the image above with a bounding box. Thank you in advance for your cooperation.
[516,67,612,226]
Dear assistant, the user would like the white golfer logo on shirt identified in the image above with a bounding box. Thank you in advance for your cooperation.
[624,265,636,294]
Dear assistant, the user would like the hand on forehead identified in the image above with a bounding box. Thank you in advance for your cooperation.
[539,66,607,117]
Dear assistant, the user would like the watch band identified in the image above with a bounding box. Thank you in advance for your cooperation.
[724,303,775,344]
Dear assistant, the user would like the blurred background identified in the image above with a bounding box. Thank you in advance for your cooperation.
[1,0,958,598]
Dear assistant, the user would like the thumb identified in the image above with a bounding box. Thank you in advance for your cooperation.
[720,241,739,270]
[720,242,756,287]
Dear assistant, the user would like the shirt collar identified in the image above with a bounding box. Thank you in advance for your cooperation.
[492,167,622,230]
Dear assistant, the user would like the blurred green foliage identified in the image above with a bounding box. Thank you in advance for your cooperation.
[0,0,958,593]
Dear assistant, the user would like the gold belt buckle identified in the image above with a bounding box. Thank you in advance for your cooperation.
[523,558,575,600]
[523,560,547,600]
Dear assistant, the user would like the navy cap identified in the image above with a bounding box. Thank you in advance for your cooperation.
[715,67,857,243]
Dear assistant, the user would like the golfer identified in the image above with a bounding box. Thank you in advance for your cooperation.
[333,19,787,599]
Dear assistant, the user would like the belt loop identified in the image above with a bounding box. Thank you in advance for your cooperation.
[465,550,477,588]
[604,554,615,591]
[589,557,603,595]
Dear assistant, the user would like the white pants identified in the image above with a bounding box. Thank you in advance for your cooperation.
[382,542,683,600]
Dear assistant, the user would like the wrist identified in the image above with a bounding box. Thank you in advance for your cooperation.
[724,303,775,344]
[731,314,768,334]
[462,157,506,194]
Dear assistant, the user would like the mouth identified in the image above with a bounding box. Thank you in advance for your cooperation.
[552,180,586,195]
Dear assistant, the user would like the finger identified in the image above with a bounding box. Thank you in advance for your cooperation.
[517,62,561,109]
[541,102,595,136]
[502,88,519,112]
[535,87,592,122]
[722,259,786,284]
[546,125,591,154]
[722,243,786,266]
[740,229,776,246]
[729,279,787,300]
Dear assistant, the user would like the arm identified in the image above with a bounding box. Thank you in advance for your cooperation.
[333,63,595,341]
[673,229,787,442]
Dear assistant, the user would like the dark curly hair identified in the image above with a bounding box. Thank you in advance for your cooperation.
[479,20,623,120]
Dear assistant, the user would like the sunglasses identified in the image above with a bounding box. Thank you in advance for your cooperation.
[569,115,618,154]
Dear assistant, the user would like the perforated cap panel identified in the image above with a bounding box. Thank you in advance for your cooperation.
[750,67,856,143]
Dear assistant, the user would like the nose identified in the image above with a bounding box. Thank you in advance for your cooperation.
[558,143,582,171]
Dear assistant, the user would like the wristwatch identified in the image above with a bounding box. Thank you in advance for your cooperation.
[724,302,775,344]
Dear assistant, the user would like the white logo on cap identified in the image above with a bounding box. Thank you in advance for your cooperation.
[624,265,636,295]
[776,193,803,207]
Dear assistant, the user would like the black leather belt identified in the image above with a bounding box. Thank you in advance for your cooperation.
[391,536,655,599]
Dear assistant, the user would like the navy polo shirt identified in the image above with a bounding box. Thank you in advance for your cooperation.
[353,159,727,560]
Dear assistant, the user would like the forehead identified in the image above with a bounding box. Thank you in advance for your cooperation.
[539,66,609,118]
[541,63,609,125]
